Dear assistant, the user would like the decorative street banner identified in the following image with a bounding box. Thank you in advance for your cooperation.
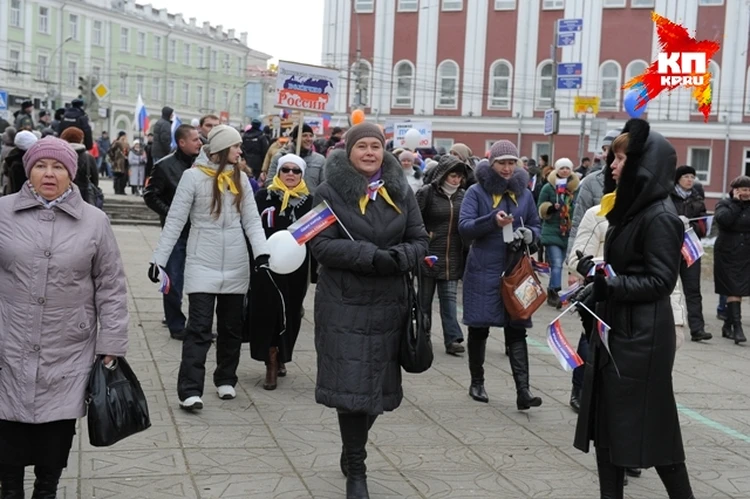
[275,61,339,114]
[393,121,433,149]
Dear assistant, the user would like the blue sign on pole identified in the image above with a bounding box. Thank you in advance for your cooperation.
[0,91,7,111]
[557,33,576,47]
[557,18,583,33]
[557,62,583,75]
[544,109,556,136]
[557,76,583,90]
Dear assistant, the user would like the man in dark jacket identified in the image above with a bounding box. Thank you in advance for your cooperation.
[150,106,174,163]
[575,157,592,178]
[13,101,34,130]
[265,124,326,194]
[58,99,93,149]
[241,119,269,179]
[143,124,201,340]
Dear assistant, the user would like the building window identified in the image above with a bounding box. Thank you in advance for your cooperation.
[69,14,79,40]
[350,60,372,107]
[168,39,177,63]
[196,85,204,108]
[154,35,162,59]
[137,32,146,55]
[184,43,191,65]
[355,0,374,13]
[625,60,648,87]
[436,60,459,108]
[182,83,190,107]
[152,77,161,101]
[121,28,129,52]
[398,0,418,12]
[687,147,711,184]
[698,0,722,5]
[197,47,205,68]
[692,60,719,115]
[631,0,655,6]
[167,80,175,103]
[442,0,462,10]
[210,50,217,71]
[494,0,516,9]
[237,56,243,77]
[38,6,49,33]
[392,60,415,108]
[434,138,454,151]
[136,74,144,96]
[604,0,626,6]
[488,60,512,110]
[222,90,229,110]
[535,61,553,109]
[67,60,78,88]
[37,53,49,81]
[599,61,621,110]
[119,68,129,97]
[209,88,216,109]
[533,142,551,162]
[92,64,102,81]
[10,0,22,28]
[223,54,231,74]
[93,21,103,46]
[8,48,21,77]
[743,148,750,177]
[542,0,564,9]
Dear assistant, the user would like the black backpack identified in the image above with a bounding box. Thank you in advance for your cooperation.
[242,131,268,159]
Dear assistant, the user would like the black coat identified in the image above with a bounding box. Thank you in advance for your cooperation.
[669,187,708,237]
[143,149,196,239]
[415,156,467,280]
[58,107,93,150]
[713,196,750,296]
[309,149,429,415]
[574,119,686,468]
[3,148,26,194]
[248,188,312,363]
[241,129,269,178]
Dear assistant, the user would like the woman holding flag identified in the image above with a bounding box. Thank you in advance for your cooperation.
[573,119,696,499]
[249,154,312,390]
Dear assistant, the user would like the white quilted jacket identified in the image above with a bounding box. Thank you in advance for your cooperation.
[152,148,269,294]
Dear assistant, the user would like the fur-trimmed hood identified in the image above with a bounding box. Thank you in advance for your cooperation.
[474,160,529,197]
[430,155,469,187]
[545,169,580,193]
[607,118,676,225]
[323,149,409,206]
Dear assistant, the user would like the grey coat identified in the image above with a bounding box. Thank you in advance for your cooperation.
[309,149,429,415]
[0,184,129,423]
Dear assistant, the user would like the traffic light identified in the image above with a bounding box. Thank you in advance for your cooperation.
[77,76,99,118]
[77,76,89,101]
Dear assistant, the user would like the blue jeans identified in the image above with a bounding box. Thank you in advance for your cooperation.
[718,295,727,312]
[419,277,463,347]
[545,245,565,290]
[163,236,187,334]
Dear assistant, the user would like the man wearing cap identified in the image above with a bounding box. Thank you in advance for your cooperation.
[59,99,93,150]
[265,123,325,194]
[241,119,269,180]
[13,101,34,131]
[36,110,52,133]
[323,126,343,157]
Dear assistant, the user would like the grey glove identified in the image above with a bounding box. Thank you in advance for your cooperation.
[513,227,534,245]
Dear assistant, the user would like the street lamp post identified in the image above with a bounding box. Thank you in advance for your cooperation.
[47,35,73,109]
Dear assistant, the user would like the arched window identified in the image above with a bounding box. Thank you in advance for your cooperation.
[599,61,621,110]
[350,60,372,107]
[535,60,553,109]
[488,60,512,110]
[436,60,459,108]
[692,60,719,114]
[624,60,648,86]
[392,60,415,108]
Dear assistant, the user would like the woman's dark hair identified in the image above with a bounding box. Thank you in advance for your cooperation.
[209,148,244,218]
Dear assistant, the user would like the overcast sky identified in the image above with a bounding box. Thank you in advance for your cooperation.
[151,0,325,66]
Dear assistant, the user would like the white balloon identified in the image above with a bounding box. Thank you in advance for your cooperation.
[403,128,422,150]
[267,230,306,275]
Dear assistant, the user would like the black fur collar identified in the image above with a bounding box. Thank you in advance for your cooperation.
[474,160,529,196]
[323,149,409,206]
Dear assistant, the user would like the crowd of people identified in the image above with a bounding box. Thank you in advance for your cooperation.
[1,102,747,498]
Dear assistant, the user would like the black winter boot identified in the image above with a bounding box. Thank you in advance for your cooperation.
[547,288,560,308]
[341,415,377,477]
[722,303,735,339]
[31,466,63,499]
[338,413,370,499]
[467,334,489,403]
[507,341,542,410]
[569,387,581,413]
[729,301,746,344]
[0,464,25,499]
[596,447,625,499]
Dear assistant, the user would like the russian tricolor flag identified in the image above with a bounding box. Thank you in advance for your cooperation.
[681,228,704,267]
[135,94,150,133]
[288,201,338,245]
[547,319,584,372]
[170,113,182,150]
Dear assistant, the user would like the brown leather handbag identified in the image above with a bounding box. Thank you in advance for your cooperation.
[501,249,547,321]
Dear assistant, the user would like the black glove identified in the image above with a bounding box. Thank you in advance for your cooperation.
[148,263,161,283]
[546,204,559,215]
[254,254,270,272]
[593,273,609,302]
[575,251,596,279]
[573,282,595,311]
[373,249,400,276]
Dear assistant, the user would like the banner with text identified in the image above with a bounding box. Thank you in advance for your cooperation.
[393,121,433,149]
[275,61,339,114]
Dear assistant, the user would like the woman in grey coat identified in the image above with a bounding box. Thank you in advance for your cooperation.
[309,123,428,499]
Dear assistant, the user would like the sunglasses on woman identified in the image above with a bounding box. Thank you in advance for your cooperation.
[280,167,303,175]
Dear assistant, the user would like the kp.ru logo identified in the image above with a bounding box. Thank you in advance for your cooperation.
[623,12,720,122]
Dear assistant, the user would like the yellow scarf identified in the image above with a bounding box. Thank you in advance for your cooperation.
[597,191,617,216]
[268,175,310,212]
[359,183,402,215]
[197,166,239,195]
[492,191,518,209]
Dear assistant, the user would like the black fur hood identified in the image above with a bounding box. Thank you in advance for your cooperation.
[323,149,409,206]
[474,160,529,197]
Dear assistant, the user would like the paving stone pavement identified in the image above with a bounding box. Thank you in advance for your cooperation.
[27,222,750,498]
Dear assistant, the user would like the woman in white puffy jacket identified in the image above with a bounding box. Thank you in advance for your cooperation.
[150,125,270,411]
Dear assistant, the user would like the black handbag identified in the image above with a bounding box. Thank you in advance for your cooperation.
[87,356,151,447]
[399,267,434,374]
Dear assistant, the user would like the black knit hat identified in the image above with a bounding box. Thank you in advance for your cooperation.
[675,165,696,183]
[290,123,314,139]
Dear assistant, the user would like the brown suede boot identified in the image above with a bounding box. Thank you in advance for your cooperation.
[264,347,278,390]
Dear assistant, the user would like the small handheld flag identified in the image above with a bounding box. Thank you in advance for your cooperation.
[588,262,616,278]
[531,259,551,275]
[157,267,171,295]
[288,201,341,244]
[424,255,438,268]
[558,282,582,305]
[261,206,276,228]
[547,319,584,372]
[681,228,704,267]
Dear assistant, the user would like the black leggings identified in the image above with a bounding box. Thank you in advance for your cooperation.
[596,447,693,499]
[467,325,526,344]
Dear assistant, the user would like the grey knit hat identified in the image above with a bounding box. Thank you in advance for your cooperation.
[488,140,519,164]
[207,125,242,154]
[602,129,622,148]
[345,122,385,158]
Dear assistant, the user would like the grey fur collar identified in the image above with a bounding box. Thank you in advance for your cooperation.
[324,149,409,205]
[475,161,529,196]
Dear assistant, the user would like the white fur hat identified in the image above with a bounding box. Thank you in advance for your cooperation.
[554,157,574,170]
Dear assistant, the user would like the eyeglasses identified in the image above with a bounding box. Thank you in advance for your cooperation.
[280,167,302,175]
